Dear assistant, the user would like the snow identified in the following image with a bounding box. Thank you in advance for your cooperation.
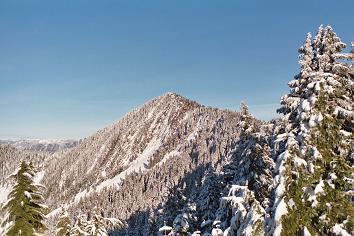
[274,133,294,144]
[273,198,288,236]
[309,113,323,127]
[319,214,327,221]
[211,228,223,236]
[340,130,351,137]
[274,198,288,223]
[158,225,172,232]
[0,185,10,204]
[147,105,157,119]
[23,172,33,179]
[288,198,295,208]
[294,157,307,167]
[46,207,62,218]
[97,137,162,191]
[87,141,109,174]
[191,231,201,236]
[159,150,180,166]
[306,180,325,207]
[308,163,315,173]
[74,137,162,203]
[334,106,354,118]
[312,147,322,159]
[307,81,315,89]
[187,117,202,142]
[331,223,351,236]
[303,227,311,236]
[314,180,325,195]
[7,167,21,179]
[34,171,45,184]
[301,99,311,112]
[24,191,32,200]
[330,173,337,180]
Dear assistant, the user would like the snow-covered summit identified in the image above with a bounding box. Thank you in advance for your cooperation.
[39,92,243,233]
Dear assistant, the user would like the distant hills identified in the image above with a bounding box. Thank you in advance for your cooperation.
[0,139,78,153]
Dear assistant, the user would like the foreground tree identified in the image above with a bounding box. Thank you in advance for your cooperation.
[56,208,72,236]
[70,216,89,236]
[271,25,353,235]
[86,214,108,236]
[1,161,47,235]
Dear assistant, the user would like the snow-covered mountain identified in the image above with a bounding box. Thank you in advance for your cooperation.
[41,92,249,233]
[0,93,274,235]
[0,139,78,153]
[1,25,352,236]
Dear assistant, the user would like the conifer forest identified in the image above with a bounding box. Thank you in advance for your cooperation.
[0,7,353,236]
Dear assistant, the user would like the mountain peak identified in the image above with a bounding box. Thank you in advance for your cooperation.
[152,92,195,105]
[131,92,200,122]
[43,93,241,216]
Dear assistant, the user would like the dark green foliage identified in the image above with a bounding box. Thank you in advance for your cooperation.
[56,208,72,236]
[277,25,353,235]
[1,161,47,235]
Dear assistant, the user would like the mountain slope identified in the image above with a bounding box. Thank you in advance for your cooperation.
[42,92,249,233]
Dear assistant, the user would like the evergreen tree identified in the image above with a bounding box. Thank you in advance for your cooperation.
[239,102,254,137]
[298,32,315,78]
[70,216,89,236]
[196,168,222,232]
[172,213,190,235]
[56,208,72,236]
[1,161,47,235]
[271,25,353,235]
[235,102,274,207]
[86,214,108,236]
[214,185,265,236]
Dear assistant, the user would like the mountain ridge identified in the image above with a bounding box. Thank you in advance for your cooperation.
[36,92,251,234]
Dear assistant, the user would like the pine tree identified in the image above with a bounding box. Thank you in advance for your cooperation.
[86,214,108,236]
[239,102,254,137]
[56,208,72,236]
[271,25,353,235]
[196,168,222,232]
[298,32,315,78]
[1,161,47,235]
[235,102,274,207]
[214,185,265,236]
[70,216,89,236]
[173,213,190,235]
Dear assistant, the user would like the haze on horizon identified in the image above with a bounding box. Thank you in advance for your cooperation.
[0,0,353,139]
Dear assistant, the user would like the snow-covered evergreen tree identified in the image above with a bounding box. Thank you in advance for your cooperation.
[239,102,254,137]
[270,25,353,235]
[70,216,89,236]
[0,161,47,235]
[215,185,265,236]
[86,214,109,236]
[172,213,190,234]
[196,168,223,232]
[56,208,72,236]
[237,102,274,208]
[206,102,274,235]
[298,32,315,78]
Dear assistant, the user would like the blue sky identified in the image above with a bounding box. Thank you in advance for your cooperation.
[0,0,353,139]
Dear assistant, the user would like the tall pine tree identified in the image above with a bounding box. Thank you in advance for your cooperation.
[1,161,47,235]
[56,208,72,236]
[271,25,353,235]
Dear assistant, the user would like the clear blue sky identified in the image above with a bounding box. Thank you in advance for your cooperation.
[0,0,353,139]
